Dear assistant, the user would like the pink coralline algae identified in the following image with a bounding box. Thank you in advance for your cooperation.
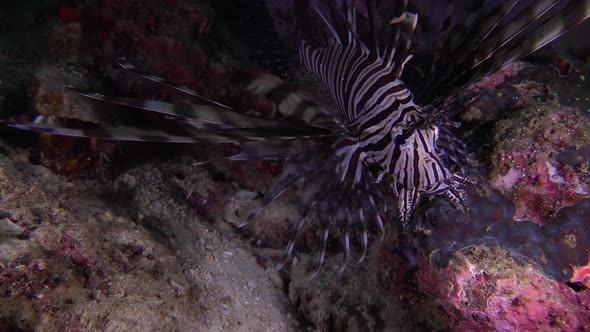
[414,247,590,331]
[490,104,590,223]
[571,265,590,290]
[465,62,528,91]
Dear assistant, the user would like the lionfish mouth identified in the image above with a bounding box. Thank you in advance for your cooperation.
[2,0,589,278]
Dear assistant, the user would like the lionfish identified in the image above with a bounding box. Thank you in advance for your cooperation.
[3,0,590,278]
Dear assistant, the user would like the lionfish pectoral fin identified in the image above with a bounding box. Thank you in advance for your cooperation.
[445,186,466,212]
[365,194,385,242]
[118,58,343,132]
[116,57,232,109]
[309,221,330,280]
[357,208,369,263]
[274,173,328,272]
[243,70,342,130]
[239,170,305,228]
[336,215,350,274]
[444,173,477,211]
[71,87,324,134]
[193,140,291,166]
[275,213,309,272]
[3,115,223,143]
[366,0,379,57]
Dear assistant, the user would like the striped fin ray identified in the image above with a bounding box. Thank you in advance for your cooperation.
[306,171,344,279]
[309,0,345,46]
[420,0,590,103]
[446,0,590,98]
[310,0,368,53]
[241,70,344,129]
[389,12,418,78]
[442,3,485,61]
[193,140,294,166]
[229,140,293,160]
[4,113,332,143]
[335,202,351,273]
[436,1,522,82]
[238,147,326,228]
[365,0,379,56]
[382,0,408,66]
[273,158,336,273]
[118,58,342,131]
[474,1,523,47]
[249,135,386,278]
[427,3,455,77]
[471,0,590,75]
[71,88,323,132]
[361,179,386,242]
[354,187,370,263]
[472,0,563,65]
[116,58,232,109]
[419,0,522,101]
[3,115,234,143]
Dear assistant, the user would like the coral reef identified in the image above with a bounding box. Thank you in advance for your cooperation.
[414,246,590,331]
[0,141,296,331]
[28,65,115,173]
[490,103,590,223]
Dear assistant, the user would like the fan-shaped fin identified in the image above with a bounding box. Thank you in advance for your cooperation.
[72,88,322,132]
